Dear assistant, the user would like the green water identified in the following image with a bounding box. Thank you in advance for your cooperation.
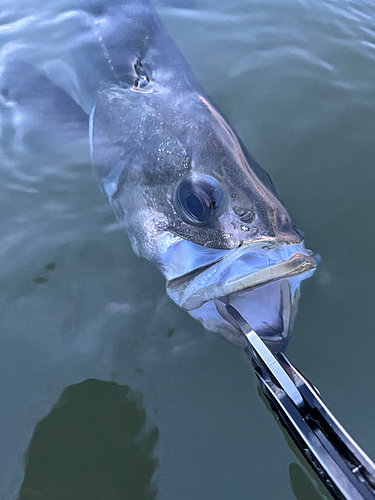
[0,0,374,498]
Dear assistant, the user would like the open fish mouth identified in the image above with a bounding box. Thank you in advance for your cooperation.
[180,252,317,311]
[166,240,319,311]
[166,240,320,351]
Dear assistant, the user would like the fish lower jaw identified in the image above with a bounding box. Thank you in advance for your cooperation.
[189,275,306,352]
[165,242,319,352]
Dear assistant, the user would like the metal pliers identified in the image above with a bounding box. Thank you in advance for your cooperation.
[225,304,375,500]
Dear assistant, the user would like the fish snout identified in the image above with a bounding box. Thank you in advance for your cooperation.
[268,205,304,245]
[237,197,303,246]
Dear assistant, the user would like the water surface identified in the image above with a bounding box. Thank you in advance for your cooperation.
[0,0,374,498]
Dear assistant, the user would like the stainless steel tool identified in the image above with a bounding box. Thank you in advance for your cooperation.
[225,304,375,500]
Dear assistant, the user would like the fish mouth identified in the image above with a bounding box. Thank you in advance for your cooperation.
[165,239,319,351]
[181,252,317,311]
[166,240,319,312]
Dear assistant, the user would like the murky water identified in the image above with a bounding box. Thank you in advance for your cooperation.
[0,0,374,498]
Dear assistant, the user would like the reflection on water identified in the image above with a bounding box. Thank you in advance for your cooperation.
[290,463,328,500]
[18,380,158,500]
[255,384,334,500]
[0,0,374,498]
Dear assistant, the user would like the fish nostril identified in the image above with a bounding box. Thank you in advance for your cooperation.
[233,206,247,216]
[240,211,255,224]
[133,60,150,90]
[233,206,255,224]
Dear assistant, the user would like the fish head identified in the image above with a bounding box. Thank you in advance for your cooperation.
[91,81,319,351]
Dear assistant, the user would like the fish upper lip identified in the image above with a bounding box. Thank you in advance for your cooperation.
[169,253,319,311]
[166,237,294,289]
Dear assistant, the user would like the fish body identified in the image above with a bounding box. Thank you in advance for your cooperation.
[1,0,319,350]
[79,0,319,350]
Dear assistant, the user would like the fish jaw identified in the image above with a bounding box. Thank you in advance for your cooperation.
[189,274,311,351]
[165,240,320,351]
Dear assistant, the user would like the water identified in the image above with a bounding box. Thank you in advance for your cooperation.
[0,0,374,498]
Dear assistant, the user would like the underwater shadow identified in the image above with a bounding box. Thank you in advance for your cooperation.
[18,379,158,500]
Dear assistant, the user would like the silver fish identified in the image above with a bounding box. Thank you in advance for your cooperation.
[78,0,319,350]
[1,0,320,351]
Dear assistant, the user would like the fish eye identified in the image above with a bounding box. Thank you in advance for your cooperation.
[173,175,222,224]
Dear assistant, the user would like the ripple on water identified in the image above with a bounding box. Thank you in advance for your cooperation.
[0,0,375,499]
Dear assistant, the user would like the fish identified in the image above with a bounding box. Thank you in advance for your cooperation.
[0,0,319,351]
